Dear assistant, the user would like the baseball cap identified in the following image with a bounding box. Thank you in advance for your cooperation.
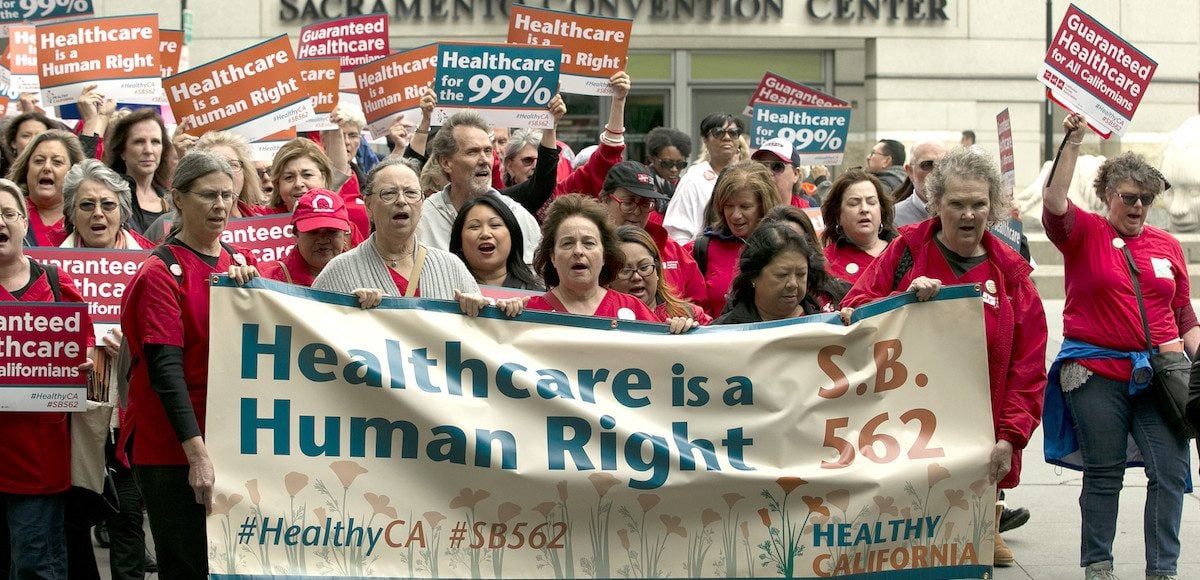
[603,161,668,200]
[291,189,351,233]
[752,138,802,167]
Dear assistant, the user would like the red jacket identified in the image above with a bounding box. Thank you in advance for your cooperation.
[646,222,710,314]
[683,234,743,317]
[842,218,1047,489]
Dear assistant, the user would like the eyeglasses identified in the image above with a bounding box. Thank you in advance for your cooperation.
[224,159,243,173]
[611,195,654,212]
[757,160,788,174]
[255,167,271,179]
[368,187,424,203]
[188,189,235,205]
[78,200,119,213]
[655,159,688,171]
[1115,192,1156,207]
[867,150,888,160]
[617,262,656,279]
[516,155,537,167]
[0,210,24,223]
[918,159,936,171]
[707,127,742,140]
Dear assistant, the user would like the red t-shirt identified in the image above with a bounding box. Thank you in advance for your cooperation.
[387,268,419,297]
[0,260,95,494]
[1045,200,1196,380]
[120,242,255,465]
[646,222,709,314]
[824,242,881,284]
[26,198,66,247]
[526,288,657,322]
[654,301,713,325]
[683,236,743,316]
[260,248,316,287]
[338,172,371,241]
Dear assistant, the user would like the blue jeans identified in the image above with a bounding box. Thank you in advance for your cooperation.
[1064,372,1189,575]
[1,493,66,580]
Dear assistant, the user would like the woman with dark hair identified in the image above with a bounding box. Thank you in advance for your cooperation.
[7,129,86,246]
[527,194,695,333]
[820,169,898,284]
[450,195,543,290]
[609,225,710,324]
[761,205,849,313]
[643,126,691,207]
[1,111,59,177]
[663,112,746,244]
[714,222,834,324]
[102,108,172,235]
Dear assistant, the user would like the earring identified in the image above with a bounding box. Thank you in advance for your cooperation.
[834,224,844,238]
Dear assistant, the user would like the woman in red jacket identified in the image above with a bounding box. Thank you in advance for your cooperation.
[119,151,258,579]
[839,147,1047,568]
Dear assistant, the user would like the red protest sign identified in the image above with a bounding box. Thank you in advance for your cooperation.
[743,72,848,116]
[160,29,184,78]
[25,248,149,325]
[354,43,437,137]
[996,108,1015,194]
[507,4,631,96]
[164,35,313,142]
[0,301,88,411]
[1039,3,1156,138]
[220,213,295,263]
[298,13,388,90]
[297,57,340,131]
[36,14,160,106]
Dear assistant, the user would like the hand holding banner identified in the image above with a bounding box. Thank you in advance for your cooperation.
[36,14,160,106]
[164,35,313,143]
[354,43,436,137]
[433,42,561,129]
[751,102,851,165]
[507,5,630,96]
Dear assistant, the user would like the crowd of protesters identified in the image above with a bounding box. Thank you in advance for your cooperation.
[0,64,1193,580]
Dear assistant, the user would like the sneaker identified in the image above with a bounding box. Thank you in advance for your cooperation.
[1084,561,1119,580]
[999,506,1030,533]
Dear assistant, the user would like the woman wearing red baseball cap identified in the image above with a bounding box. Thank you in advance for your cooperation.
[259,189,352,287]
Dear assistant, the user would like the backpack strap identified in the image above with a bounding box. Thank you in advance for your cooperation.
[891,245,913,292]
[276,261,293,284]
[152,240,245,285]
[692,236,710,276]
[42,262,62,302]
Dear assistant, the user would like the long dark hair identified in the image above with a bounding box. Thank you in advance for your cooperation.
[103,108,172,190]
[728,222,847,314]
[819,168,898,247]
[449,195,542,289]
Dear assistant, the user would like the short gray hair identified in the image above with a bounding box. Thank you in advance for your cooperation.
[504,129,542,161]
[925,147,1009,227]
[62,159,133,232]
[173,150,233,193]
[429,110,490,167]
[1093,152,1165,205]
[364,156,421,196]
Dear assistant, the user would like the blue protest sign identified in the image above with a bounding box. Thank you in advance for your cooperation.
[751,102,851,165]
[432,42,561,129]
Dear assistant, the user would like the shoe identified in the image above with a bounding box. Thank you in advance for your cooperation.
[993,504,1014,567]
[1084,561,1119,579]
[999,506,1030,533]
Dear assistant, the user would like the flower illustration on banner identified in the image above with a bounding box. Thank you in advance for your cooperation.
[242,480,270,573]
[618,528,631,550]
[422,511,446,578]
[873,495,899,517]
[757,507,771,528]
[720,492,747,577]
[497,502,521,523]
[945,489,969,511]
[969,478,990,498]
[802,496,829,518]
[245,480,261,506]
[314,507,326,521]
[927,463,951,488]
[589,472,621,497]
[723,492,744,509]
[329,460,368,489]
[637,493,660,513]
[364,492,397,519]
[449,487,491,510]
[685,510,717,577]
[583,473,621,578]
[532,501,555,518]
[448,488,491,578]
[661,514,686,537]
[757,478,822,577]
[212,493,244,573]
[284,471,309,497]
[617,493,675,578]
[557,480,568,502]
[490,502,522,579]
[776,476,807,496]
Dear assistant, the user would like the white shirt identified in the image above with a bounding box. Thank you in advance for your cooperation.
[662,161,718,245]
[418,186,541,266]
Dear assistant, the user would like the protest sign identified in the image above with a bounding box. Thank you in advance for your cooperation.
[996,108,1015,194]
[160,28,184,78]
[1039,3,1156,138]
[250,127,297,162]
[36,14,160,106]
[164,35,313,143]
[0,301,88,411]
[297,57,340,131]
[221,213,295,263]
[433,42,561,129]
[206,280,996,578]
[743,72,848,116]
[8,24,37,92]
[0,0,93,37]
[354,43,436,137]
[25,247,149,326]
[298,13,388,91]
[507,5,630,96]
[751,102,851,165]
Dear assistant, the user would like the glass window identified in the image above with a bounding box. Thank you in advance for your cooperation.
[690,51,822,82]
[626,51,672,81]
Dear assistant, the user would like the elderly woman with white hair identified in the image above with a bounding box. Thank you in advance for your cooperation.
[60,159,152,249]
[840,147,1048,569]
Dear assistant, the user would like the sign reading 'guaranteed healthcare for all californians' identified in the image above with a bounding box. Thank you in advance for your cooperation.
[0,301,88,411]
[205,280,998,579]
[433,42,562,129]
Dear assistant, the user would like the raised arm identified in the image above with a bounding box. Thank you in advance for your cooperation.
[1043,113,1086,216]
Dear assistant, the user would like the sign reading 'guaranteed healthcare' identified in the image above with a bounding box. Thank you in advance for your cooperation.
[25,248,149,326]
[433,42,562,129]
[507,4,631,96]
[206,281,997,579]
[1038,3,1156,138]
[0,302,88,411]
[297,13,389,90]
[751,102,852,165]
[743,72,848,116]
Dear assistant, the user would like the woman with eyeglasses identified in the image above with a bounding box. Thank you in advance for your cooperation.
[609,225,710,325]
[1039,114,1196,580]
[643,127,692,209]
[449,194,543,291]
[840,147,1047,571]
[59,159,152,249]
[527,194,696,333]
[820,169,898,284]
[120,151,259,579]
[313,158,525,317]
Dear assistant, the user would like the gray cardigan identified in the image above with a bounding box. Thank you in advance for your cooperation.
[312,234,480,299]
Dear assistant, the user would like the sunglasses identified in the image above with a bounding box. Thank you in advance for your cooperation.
[1115,192,1156,207]
[757,160,788,174]
[918,159,936,171]
[78,200,119,213]
[708,128,742,139]
[655,159,688,171]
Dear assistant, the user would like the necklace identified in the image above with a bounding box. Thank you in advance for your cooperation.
[377,239,416,269]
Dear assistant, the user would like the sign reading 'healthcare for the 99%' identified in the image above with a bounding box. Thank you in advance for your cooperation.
[432,42,562,129]
[751,102,851,166]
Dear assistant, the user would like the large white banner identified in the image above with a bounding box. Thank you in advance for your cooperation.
[206,280,996,579]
